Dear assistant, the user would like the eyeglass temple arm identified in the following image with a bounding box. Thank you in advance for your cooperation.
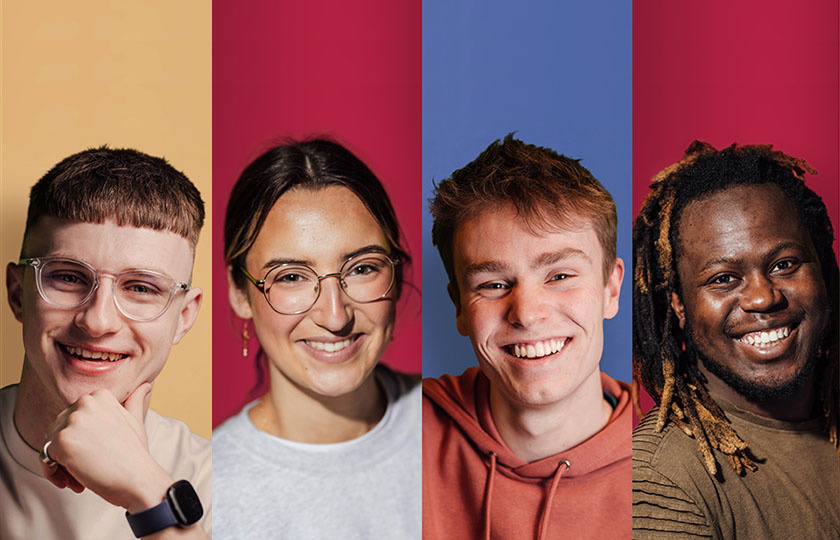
[239,266,266,292]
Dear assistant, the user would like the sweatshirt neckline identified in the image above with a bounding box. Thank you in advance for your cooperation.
[712,393,824,432]
[232,365,410,470]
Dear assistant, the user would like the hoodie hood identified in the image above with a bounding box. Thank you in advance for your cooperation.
[423,367,631,480]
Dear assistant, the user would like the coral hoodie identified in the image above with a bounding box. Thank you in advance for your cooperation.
[423,367,631,540]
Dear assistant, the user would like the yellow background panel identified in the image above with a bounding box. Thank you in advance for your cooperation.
[1,1,211,438]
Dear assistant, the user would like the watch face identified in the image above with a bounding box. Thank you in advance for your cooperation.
[168,480,204,525]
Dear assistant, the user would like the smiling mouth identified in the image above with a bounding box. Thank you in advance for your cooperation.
[506,338,567,359]
[60,343,127,362]
[736,325,792,349]
[303,337,356,353]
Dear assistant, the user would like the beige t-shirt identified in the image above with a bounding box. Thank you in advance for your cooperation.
[633,396,840,539]
[0,385,211,539]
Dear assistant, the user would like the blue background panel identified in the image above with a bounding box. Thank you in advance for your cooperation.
[422,0,632,382]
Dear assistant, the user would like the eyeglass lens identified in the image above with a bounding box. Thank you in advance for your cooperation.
[37,259,176,320]
[264,254,394,314]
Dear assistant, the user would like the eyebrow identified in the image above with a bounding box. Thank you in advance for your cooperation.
[342,244,389,260]
[42,253,174,277]
[261,245,388,271]
[463,248,591,278]
[463,260,510,277]
[697,241,810,273]
[533,248,591,268]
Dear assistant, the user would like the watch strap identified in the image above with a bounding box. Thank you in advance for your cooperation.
[126,496,179,538]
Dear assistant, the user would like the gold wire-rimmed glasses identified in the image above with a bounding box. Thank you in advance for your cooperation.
[240,251,399,315]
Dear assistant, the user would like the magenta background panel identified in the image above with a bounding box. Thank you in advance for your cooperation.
[633,0,839,421]
[212,0,421,426]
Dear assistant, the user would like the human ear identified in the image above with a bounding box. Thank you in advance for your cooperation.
[227,266,254,320]
[670,292,686,330]
[172,287,202,345]
[6,262,24,323]
[603,258,625,320]
[447,282,468,337]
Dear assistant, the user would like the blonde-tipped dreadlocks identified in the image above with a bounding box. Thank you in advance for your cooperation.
[633,141,839,476]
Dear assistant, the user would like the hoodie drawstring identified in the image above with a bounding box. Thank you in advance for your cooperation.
[483,454,570,540]
[482,451,498,540]
[537,459,570,540]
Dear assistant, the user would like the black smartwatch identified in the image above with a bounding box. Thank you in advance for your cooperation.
[125,480,203,537]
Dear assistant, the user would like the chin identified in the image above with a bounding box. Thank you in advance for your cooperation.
[699,351,817,403]
[500,380,567,408]
[305,367,374,398]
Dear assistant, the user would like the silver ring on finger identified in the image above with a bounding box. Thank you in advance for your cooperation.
[40,439,57,467]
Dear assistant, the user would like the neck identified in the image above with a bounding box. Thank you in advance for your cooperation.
[698,363,817,421]
[489,369,612,463]
[14,362,66,451]
[250,366,386,444]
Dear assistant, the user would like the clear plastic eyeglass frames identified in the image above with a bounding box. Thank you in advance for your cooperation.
[19,257,190,322]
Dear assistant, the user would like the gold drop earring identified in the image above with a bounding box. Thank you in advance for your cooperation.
[242,320,250,357]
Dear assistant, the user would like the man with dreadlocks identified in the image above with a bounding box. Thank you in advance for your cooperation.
[632,141,839,539]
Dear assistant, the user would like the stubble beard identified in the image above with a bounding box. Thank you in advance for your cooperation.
[684,320,824,404]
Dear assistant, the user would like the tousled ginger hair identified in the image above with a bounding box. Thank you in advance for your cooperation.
[430,133,618,294]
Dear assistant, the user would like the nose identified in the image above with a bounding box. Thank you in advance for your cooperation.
[506,283,551,328]
[309,275,354,333]
[73,278,124,337]
[740,273,786,313]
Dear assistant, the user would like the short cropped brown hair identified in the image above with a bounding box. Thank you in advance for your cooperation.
[23,146,205,250]
[430,134,617,289]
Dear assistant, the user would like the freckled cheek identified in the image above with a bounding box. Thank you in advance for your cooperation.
[462,303,503,345]
[364,302,397,342]
[136,320,174,358]
[28,309,68,347]
[251,305,302,351]
[549,288,599,331]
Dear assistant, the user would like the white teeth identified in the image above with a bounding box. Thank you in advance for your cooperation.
[510,338,566,359]
[739,326,791,348]
[65,346,123,362]
[305,338,353,352]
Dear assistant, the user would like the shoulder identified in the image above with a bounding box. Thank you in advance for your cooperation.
[422,367,480,404]
[376,364,421,399]
[633,408,714,539]
[422,368,484,448]
[145,411,211,482]
[375,365,421,428]
[211,403,258,462]
[146,409,209,457]
[145,409,212,533]
[0,385,17,409]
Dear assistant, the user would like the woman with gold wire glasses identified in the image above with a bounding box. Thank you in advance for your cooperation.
[212,139,420,539]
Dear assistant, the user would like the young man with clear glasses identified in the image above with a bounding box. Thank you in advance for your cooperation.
[1,147,211,539]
